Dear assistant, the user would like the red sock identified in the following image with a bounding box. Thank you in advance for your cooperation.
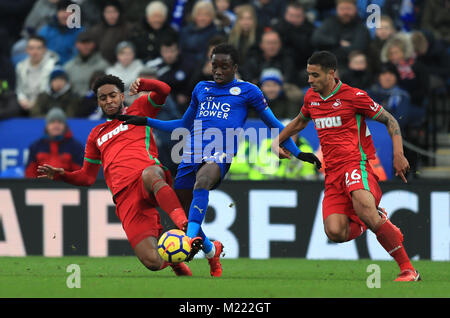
[345,220,366,241]
[154,185,188,230]
[375,220,414,271]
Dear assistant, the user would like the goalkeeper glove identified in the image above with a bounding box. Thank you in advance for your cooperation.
[116,114,148,126]
[297,152,322,169]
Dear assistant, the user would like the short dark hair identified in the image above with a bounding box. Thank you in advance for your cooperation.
[307,51,337,71]
[211,43,239,65]
[92,74,125,95]
[28,35,47,47]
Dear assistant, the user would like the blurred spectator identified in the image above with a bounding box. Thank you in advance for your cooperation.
[251,0,286,28]
[88,0,132,64]
[339,50,373,90]
[22,0,59,36]
[272,2,315,79]
[421,0,450,45]
[37,0,83,65]
[257,68,300,119]
[240,29,296,86]
[15,35,58,116]
[368,62,425,130]
[380,32,429,107]
[311,0,371,67]
[411,30,450,90]
[214,0,236,33]
[228,4,260,65]
[188,35,227,97]
[106,41,144,105]
[0,80,22,119]
[25,107,84,178]
[367,15,397,74]
[146,37,194,110]
[75,70,106,119]
[128,1,179,62]
[64,31,110,97]
[32,67,80,117]
[179,0,224,64]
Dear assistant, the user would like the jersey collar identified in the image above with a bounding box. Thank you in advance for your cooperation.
[319,79,342,101]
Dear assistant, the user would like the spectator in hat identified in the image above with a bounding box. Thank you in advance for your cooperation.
[37,0,84,65]
[106,41,144,105]
[64,31,110,97]
[32,67,80,117]
[254,68,299,119]
[25,107,84,178]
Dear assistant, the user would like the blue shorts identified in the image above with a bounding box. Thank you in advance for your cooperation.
[174,153,232,190]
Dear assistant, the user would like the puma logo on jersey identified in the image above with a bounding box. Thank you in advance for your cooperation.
[97,124,128,147]
[314,116,342,129]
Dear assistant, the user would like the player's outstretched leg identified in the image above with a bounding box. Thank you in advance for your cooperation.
[352,190,420,282]
[135,237,192,276]
[142,166,188,231]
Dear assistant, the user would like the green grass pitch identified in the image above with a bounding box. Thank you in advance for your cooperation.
[0,257,448,298]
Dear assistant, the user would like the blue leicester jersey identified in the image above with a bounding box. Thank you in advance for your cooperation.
[184,79,268,162]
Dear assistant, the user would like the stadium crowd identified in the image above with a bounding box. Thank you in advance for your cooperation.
[0,0,449,179]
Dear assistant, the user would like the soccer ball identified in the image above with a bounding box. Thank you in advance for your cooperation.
[157,229,191,263]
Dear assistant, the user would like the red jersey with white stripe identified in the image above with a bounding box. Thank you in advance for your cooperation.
[300,80,384,172]
[84,94,162,196]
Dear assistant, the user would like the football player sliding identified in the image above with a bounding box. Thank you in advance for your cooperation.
[37,75,192,276]
[118,43,321,277]
[273,51,420,282]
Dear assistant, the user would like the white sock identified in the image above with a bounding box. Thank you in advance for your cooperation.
[205,245,216,259]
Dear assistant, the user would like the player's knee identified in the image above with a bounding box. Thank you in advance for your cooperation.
[325,225,347,243]
[194,175,212,190]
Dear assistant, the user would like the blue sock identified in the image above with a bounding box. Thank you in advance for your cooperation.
[198,227,214,254]
[186,189,209,239]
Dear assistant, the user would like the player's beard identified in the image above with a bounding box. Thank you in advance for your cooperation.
[103,104,124,120]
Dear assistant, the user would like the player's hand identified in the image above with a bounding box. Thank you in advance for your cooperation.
[116,114,148,126]
[393,152,410,183]
[129,78,141,96]
[37,164,64,180]
[297,152,322,169]
[271,139,291,159]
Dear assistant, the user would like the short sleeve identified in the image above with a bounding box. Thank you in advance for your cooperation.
[299,92,311,121]
[352,90,384,119]
[84,130,101,165]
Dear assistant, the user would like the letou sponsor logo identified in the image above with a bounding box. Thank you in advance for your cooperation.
[97,124,128,147]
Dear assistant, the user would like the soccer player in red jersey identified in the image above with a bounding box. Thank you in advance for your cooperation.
[37,75,191,276]
[274,51,420,282]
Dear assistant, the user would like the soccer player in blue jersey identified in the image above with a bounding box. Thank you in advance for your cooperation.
[118,43,321,277]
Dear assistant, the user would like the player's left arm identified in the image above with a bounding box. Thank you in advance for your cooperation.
[374,109,410,183]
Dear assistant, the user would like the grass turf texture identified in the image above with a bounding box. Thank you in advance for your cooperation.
[0,257,448,298]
